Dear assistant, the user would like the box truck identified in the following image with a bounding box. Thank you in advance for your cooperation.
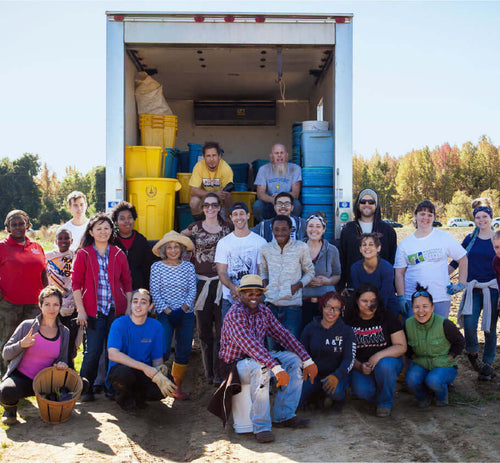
[105,10,353,239]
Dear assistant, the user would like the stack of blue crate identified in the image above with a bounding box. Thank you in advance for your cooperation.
[300,130,334,241]
[291,122,302,165]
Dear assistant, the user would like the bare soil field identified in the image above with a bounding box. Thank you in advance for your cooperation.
[1,228,499,462]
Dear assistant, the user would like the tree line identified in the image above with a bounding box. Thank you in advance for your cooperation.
[0,153,105,228]
[353,135,500,223]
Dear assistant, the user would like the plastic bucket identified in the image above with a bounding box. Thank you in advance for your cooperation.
[177,173,192,204]
[301,131,334,167]
[126,146,164,179]
[232,384,253,433]
[164,149,179,178]
[188,143,203,172]
[230,163,249,184]
[231,191,257,227]
[176,204,194,232]
[139,114,178,149]
[127,178,181,240]
[302,120,329,131]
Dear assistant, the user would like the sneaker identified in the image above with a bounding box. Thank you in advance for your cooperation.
[255,430,275,443]
[1,406,18,425]
[92,384,104,394]
[467,353,482,372]
[376,407,391,417]
[79,392,95,402]
[417,396,433,409]
[478,363,494,381]
[273,416,310,428]
[331,398,346,414]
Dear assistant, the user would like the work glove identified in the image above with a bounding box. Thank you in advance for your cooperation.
[446,283,465,295]
[321,374,339,395]
[275,370,290,388]
[156,363,171,378]
[166,308,184,328]
[152,371,177,398]
[396,295,409,317]
[303,363,318,384]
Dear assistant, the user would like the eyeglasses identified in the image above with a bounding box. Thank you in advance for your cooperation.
[202,203,220,209]
[276,201,292,207]
[359,199,376,205]
[324,306,341,313]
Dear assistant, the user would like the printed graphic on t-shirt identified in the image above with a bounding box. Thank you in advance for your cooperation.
[407,247,445,265]
[203,178,221,188]
[47,255,73,295]
[228,253,256,284]
[352,325,387,349]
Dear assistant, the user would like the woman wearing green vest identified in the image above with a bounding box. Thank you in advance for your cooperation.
[405,284,465,408]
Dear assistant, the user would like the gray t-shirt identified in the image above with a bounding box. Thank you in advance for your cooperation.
[254,163,302,195]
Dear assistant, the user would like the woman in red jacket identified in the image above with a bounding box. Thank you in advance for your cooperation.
[72,213,132,402]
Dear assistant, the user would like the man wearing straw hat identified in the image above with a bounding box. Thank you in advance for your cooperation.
[219,274,318,443]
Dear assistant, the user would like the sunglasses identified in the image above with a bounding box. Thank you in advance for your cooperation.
[202,202,220,209]
[359,199,376,205]
[413,290,431,298]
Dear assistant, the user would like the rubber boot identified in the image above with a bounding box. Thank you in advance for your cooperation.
[172,362,189,400]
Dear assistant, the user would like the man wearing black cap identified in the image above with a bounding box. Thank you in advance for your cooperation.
[339,188,397,290]
[215,202,267,320]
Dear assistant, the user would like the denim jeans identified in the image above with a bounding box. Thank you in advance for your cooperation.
[299,374,350,407]
[351,357,403,409]
[80,310,115,386]
[157,311,195,365]
[406,364,457,402]
[221,298,233,321]
[463,288,499,365]
[236,350,303,433]
[267,303,302,351]
[252,199,303,223]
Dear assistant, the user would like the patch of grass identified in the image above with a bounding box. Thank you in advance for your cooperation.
[1,443,7,449]
[450,390,499,407]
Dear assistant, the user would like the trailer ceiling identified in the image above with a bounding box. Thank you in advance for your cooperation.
[127,45,333,100]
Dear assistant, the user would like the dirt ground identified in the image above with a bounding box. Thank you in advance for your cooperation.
[1,228,499,462]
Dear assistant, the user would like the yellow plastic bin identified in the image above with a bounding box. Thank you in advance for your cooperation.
[177,173,192,204]
[231,191,257,227]
[127,178,181,240]
[126,146,164,179]
[139,114,178,149]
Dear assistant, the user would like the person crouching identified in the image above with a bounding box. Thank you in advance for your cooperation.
[218,275,318,443]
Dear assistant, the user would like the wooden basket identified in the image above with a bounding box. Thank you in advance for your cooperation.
[33,367,83,424]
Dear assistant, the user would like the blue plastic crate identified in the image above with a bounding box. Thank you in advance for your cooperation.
[230,163,249,184]
[302,186,333,205]
[301,131,334,167]
[302,167,334,187]
[176,204,194,232]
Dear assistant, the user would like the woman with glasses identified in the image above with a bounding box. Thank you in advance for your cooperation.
[299,291,355,413]
[181,193,232,385]
[301,212,341,330]
[395,200,468,319]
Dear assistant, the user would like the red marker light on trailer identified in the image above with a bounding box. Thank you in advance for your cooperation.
[334,16,346,23]
[255,16,265,23]
[194,15,205,23]
[224,15,235,23]
[113,15,124,22]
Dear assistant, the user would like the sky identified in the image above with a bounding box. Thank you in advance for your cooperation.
[0,0,499,178]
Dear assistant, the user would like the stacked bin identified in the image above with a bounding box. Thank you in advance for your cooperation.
[230,163,250,191]
[125,114,180,240]
[300,130,334,242]
[291,122,302,165]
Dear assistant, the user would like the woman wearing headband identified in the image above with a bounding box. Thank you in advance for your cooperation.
[451,198,498,380]
[301,212,341,331]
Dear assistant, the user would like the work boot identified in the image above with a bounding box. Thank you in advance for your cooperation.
[255,430,275,443]
[1,405,18,425]
[172,362,189,400]
[467,353,482,372]
[478,363,494,381]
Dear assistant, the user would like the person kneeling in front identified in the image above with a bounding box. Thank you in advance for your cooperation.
[107,289,176,414]
[219,275,318,443]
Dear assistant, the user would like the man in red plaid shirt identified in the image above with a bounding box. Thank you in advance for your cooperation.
[219,274,318,443]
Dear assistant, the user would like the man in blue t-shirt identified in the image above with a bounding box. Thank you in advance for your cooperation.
[107,289,175,413]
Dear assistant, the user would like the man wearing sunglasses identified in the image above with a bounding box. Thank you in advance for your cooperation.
[339,188,397,290]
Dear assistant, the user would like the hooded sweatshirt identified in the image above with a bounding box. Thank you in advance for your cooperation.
[300,316,356,379]
[339,189,397,289]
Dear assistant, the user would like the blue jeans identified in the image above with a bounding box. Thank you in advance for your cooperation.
[351,357,403,409]
[80,310,115,385]
[252,199,303,223]
[157,311,195,365]
[463,288,499,365]
[406,364,457,402]
[299,374,350,407]
[221,298,233,321]
[236,350,303,433]
[267,303,302,351]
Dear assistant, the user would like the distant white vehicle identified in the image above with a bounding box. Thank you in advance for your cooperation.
[492,217,500,229]
[447,217,474,227]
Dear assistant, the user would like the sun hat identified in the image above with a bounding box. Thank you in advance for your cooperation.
[152,230,194,257]
[237,274,268,293]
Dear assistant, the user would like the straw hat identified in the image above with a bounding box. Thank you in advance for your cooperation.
[152,230,194,256]
[237,274,268,293]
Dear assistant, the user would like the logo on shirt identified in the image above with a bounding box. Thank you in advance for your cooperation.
[141,338,152,343]
[203,178,221,188]
[408,248,445,265]
[31,248,41,255]
[325,336,344,352]
[353,325,387,349]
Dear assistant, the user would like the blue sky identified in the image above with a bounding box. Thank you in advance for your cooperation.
[0,0,499,177]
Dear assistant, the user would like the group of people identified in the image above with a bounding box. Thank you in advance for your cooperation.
[0,144,498,446]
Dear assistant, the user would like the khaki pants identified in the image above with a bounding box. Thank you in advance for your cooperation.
[0,299,39,376]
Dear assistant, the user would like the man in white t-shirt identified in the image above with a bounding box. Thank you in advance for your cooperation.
[252,144,302,223]
[62,191,89,251]
[215,202,267,319]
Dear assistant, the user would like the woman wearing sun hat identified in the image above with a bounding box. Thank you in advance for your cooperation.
[151,231,196,400]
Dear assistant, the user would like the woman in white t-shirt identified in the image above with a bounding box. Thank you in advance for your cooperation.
[394,200,468,318]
